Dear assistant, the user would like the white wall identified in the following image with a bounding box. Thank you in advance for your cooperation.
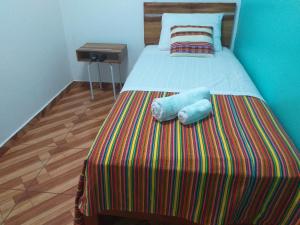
[0,0,72,146]
[0,0,240,146]
[59,0,145,82]
[59,0,239,83]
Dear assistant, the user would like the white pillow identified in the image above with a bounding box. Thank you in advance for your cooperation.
[158,13,224,52]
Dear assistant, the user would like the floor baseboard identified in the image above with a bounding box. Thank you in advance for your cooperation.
[0,81,74,155]
[0,81,119,156]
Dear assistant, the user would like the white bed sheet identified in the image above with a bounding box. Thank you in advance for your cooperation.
[122,45,263,100]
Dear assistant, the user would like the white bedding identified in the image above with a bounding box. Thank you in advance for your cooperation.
[122,45,263,100]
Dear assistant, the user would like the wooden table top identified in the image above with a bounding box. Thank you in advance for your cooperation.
[77,43,127,54]
[76,43,127,64]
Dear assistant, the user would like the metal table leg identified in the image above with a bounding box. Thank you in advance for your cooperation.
[87,62,94,100]
[97,62,103,89]
[118,64,122,88]
[109,64,117,100]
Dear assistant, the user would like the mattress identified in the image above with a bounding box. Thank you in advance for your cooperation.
[75,47,299,225]
[122,46,263,100]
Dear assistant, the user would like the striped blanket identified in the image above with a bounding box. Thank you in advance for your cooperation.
[75,91,299,225]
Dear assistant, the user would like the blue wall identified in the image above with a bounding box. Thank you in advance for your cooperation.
[234,0,300,148]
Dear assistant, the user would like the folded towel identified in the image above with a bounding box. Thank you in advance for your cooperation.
[178,99,212,125]
[151,87,210,122]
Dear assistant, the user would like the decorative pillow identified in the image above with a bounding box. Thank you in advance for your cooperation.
[158,13,223,52]
[170,25,214,57]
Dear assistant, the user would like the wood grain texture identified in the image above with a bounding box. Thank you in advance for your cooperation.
[0,82,75,157]
[78,43,127,53]
[76,43,127,64]
[144,2,236,47]
[0,83,151,225]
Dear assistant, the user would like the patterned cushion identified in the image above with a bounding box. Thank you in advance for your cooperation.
[170,25,214,57]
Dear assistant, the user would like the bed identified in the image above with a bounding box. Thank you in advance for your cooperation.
[75,2,300,225]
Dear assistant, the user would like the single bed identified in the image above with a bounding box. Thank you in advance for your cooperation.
[75,2,299,225]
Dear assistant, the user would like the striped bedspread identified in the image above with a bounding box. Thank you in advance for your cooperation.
[75,91,299,225]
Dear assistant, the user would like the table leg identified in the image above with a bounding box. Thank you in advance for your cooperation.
[97,62,103,89]
[88,62,94,100]
[109,64,117,100]
[118,64,122,89]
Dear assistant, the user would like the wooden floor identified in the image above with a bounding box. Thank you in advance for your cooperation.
[0,83,151,225]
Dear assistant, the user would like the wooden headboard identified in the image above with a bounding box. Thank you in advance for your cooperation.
[144,2,237,48]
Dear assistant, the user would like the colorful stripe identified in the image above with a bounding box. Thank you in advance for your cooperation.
[170,25,214,57]
[75,91,300,225]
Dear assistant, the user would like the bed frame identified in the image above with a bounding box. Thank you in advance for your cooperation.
[83,2,237,225]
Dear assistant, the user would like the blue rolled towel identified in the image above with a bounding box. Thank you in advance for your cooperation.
[178,99,212,125]
[151,87,210,122]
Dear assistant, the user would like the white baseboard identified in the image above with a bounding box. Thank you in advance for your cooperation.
[0,80,73,148]
[73,79,116,83]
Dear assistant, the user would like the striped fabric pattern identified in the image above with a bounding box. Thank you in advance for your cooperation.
[75,91,300,225]
[170,25,214,57]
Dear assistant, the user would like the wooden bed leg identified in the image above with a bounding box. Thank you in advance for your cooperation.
[84,215,102,225]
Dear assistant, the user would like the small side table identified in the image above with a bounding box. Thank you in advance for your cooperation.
[76,43,127,100]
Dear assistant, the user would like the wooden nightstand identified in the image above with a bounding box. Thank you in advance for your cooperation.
[76,43,127,100]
